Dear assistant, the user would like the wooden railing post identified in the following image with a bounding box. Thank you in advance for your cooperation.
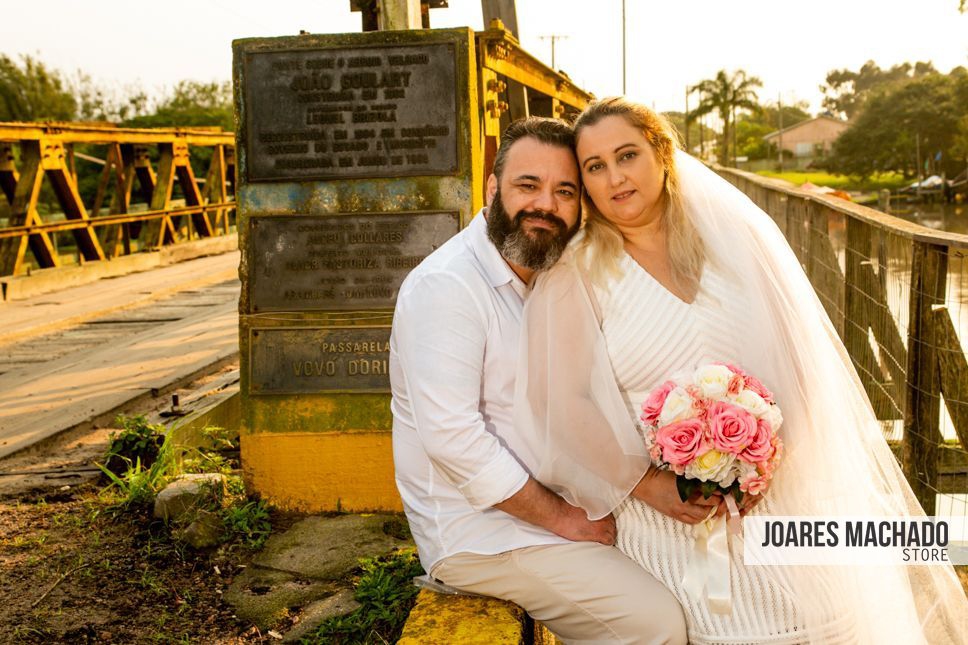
[902,241,947,514]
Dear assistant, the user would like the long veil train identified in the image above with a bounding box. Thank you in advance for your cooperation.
[511,150,968,643]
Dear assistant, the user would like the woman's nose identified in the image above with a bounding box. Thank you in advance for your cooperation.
[607,165,625,186]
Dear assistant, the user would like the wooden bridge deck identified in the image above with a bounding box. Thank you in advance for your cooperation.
[0,251,239,459]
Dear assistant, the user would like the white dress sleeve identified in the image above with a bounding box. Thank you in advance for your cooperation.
[511,257,651,520]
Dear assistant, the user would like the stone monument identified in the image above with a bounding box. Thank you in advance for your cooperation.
[233,28,482,512]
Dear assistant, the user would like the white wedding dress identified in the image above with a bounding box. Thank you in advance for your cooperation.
[594,254,851,644]
[512,151,968,645]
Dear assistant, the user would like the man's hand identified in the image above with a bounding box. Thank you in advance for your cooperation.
[631,468,722,525]
[552,503,617,545]
[494,477,616,545]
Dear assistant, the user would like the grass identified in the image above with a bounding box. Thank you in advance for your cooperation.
[305,548,424,644]
[756,170,909,192]
[96,417,273,551]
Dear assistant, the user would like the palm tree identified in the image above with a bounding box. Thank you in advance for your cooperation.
[689,70,762,166]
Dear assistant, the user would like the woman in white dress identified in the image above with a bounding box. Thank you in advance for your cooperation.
[513,98,968,644]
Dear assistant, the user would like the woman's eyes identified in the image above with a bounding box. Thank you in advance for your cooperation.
[586,152,636,173]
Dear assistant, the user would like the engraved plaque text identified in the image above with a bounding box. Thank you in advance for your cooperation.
[250,327,390,394]
[244,43,458,181]
[249,212,458,311]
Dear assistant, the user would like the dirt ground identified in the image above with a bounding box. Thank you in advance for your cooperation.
[0,483,287,643]
[0,361,286,643]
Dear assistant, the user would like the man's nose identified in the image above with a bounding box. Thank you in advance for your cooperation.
[532,187,557,213]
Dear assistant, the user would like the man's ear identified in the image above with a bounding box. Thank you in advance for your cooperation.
[485,174,498,206]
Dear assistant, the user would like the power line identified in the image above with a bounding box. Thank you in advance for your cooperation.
[538,34,569,70]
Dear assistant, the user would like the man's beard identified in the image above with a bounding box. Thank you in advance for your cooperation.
[486,189,579,272]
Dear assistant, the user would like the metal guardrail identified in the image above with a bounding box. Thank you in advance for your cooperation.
[718,166,968,514]
[0,123,236,276]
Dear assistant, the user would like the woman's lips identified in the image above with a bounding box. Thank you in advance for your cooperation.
[612,190,635,202]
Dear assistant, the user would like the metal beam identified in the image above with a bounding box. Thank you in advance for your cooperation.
[0,123,233,147]
[480,0,518,37]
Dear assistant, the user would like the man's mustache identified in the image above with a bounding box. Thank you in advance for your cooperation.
[515,210,567,231]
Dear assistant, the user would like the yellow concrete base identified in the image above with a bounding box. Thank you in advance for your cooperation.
[241,431,402,513]
[398,589,526,645]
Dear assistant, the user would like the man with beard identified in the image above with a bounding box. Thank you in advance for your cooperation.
[389,118,686,644]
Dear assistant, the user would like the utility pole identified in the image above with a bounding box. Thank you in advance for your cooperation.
[732,104,737,167]
[777,94,784,172]
[916,132,922,199]
[621,0,626,94]
[538,34,568,69]
[684,86,690,154]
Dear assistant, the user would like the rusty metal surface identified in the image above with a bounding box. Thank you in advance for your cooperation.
[0,122,233,147]
[248,211,458,312]
[476,23,593,112]
[0,123,237,276]
[243,42,459,182]
[248,326,391,394]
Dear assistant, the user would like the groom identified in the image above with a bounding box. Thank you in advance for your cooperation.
[390,117,687,644]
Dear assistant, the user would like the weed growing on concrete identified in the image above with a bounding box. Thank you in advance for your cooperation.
[221,497,272,550]
[103,415,166,477]
[97,432,177,510]
[306,547,424,644]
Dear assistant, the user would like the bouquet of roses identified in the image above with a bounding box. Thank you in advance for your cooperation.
[640,362,783,505]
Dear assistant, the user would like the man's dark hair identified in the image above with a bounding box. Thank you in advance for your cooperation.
[491,117,575,181]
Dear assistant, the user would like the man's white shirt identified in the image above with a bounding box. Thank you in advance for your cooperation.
[390,210,569,573]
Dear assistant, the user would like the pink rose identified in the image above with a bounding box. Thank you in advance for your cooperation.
[740,473,770,495]
[743,374,775,404]
[641,380,676,426]
[727,374,744,396]
[707,401,757,454]
[740,419,776,463]
[655,418,705,466]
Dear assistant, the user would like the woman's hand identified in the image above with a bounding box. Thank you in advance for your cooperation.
[631,468,723,524]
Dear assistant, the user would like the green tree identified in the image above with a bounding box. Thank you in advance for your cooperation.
[735,101,812,161]
[123,80,233,131]
[72,72,149,123]
[827,67,968,178]
[0,54,76,121]
[689,70,762,166]
[820,60,937,119]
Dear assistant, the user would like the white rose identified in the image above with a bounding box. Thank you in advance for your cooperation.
[762,403,783,432]
[693,364,733,399]
[730,389,770,418]
[658,386,694,425]
[685,449,737,484]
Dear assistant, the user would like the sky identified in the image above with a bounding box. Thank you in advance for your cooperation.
[3,0,967,115]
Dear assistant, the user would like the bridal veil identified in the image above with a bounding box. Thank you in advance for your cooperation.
[511,151,968,643]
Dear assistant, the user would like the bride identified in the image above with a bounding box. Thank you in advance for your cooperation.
[513,97,968,643]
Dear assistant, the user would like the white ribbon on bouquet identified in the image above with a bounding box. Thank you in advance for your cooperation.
[681,495,742,615]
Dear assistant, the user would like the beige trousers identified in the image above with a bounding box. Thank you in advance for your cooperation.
[432,542,687,645]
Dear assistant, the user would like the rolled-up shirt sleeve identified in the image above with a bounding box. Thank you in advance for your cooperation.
[391,270,529,510]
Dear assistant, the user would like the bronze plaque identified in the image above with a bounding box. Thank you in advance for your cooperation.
[244,43,458,181]
[249,212,459,312]
[249,326,390,394]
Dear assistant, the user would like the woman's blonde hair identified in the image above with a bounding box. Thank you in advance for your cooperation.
[573,97,705,293]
